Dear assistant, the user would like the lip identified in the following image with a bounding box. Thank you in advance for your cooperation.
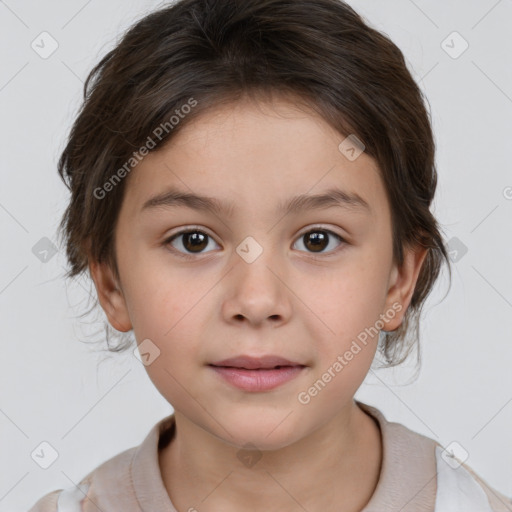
[209,355,307,392]
[209,366,306,392]
[210,355,304,370]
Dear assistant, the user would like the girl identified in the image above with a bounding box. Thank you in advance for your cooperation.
[29,0,512,510]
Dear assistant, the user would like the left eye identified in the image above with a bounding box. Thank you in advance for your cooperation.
[293,228,345,254]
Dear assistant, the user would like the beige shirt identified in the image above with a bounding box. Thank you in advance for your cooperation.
[28,401,512,512]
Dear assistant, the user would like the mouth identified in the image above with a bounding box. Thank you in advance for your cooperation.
[209,355,306,370]
[208,355,307,392]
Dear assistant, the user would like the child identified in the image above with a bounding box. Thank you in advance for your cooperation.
[29,0,512,510]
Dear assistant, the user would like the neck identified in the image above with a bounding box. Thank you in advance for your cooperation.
[159,401,382,512]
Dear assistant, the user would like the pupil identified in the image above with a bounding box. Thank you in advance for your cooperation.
[184,232,207,252]
[305,231,327,252]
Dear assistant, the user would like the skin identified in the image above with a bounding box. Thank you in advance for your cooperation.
[90,95,427,512]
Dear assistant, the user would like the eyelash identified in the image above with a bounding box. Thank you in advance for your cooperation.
[163,225,347,260]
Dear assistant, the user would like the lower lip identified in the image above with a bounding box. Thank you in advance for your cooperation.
[209,365,305,392]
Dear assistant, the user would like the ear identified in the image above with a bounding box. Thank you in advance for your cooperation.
[89,260,132,332]
[381,244,428,332]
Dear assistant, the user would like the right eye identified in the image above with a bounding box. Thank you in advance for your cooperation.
[163,228,220,259]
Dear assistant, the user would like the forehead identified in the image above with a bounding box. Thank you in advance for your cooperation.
[120,97,388,221]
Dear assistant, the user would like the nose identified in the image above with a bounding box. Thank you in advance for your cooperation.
[221,250,293,328]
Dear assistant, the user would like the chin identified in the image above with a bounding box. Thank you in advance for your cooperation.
[212,410,305,452]
[227,431,300,453]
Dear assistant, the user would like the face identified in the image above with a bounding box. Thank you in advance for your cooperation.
[91,96,426,450]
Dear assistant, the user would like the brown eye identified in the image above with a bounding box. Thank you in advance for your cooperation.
[181,231,208,252]
[165,229,219,256]
[294,228,345,254]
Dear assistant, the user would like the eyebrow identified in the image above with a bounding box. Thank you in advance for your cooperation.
[141,186,371,217]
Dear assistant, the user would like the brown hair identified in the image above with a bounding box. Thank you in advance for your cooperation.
[56,0,452,367]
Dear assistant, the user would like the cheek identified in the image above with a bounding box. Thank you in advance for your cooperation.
[304,264,388,330]
[131,297,203,356]
[126,269,212,344]
[296,262,388,376]
[122,262,200,336]
[132,294,207,407]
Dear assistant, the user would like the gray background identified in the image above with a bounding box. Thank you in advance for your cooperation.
[1,0,511,510]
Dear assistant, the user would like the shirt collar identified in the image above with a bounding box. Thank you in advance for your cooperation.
[130,413,177,512]
[356,400,437,511]
[129,401,437,512]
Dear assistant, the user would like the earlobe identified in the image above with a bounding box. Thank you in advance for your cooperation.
[89,260,132,332]
[382,245,428,332]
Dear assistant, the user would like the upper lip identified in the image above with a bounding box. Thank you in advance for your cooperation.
[210,355,305,370]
